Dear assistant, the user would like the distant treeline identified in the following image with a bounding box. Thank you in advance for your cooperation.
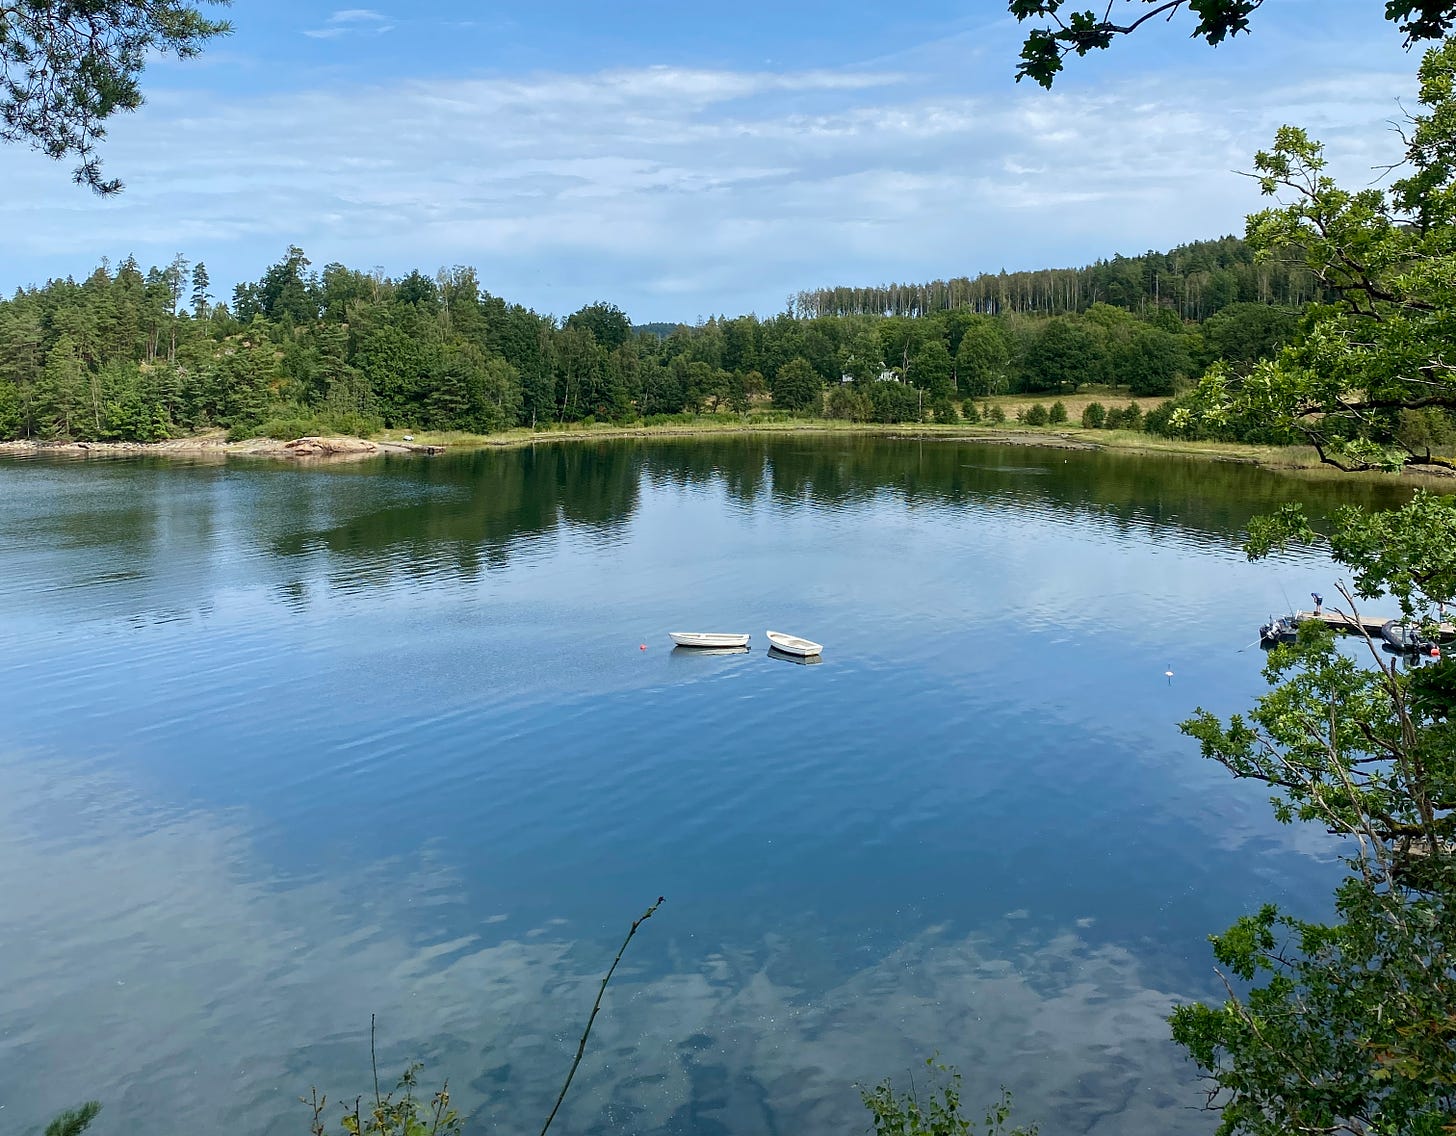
[0,240,1313,445]
[794,236,1325,320]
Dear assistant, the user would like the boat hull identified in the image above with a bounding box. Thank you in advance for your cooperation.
[767,646,822,665]
[765,630,823,657]
[1381,619,1435,654]
[1259,615,1299,646]
[668,632,751,648]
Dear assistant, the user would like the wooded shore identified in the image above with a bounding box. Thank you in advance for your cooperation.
[7,420,1451,485]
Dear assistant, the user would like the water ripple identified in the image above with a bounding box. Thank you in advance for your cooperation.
[0,442,1404,1136]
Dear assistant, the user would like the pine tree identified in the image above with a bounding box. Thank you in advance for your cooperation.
[190,262,211,318]
[34,335,87,439]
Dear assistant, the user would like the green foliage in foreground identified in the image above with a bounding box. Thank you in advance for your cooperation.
[303,1065,461,1136]
[1133,44,1456,1106]
[1009,1,1456,88]
[862,1061,1036,1136]
[299,898,665,1136]
[1,1,232,195]
[1173,491,1456,1136]
[1168,36,1456,470]
[43,1102,99,1136]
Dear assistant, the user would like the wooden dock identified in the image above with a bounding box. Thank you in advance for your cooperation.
[1295,610,1456,638]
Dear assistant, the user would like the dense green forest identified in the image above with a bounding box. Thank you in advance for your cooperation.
[793,235,1325,319]
[0,238,1318,445]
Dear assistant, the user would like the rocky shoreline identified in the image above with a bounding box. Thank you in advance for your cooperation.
[0,425,1104,463]
[0,434,440,461]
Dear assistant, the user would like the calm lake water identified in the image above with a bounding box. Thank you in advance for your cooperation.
[0,437,1413,1136]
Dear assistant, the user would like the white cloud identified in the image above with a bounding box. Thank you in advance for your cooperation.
[304,8,395,39]
[0,50,1421,320]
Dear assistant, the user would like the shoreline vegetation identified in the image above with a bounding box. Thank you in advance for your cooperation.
[8,237,1454,482]
[5,413,1454,486]
[0,238,1350,476]
[3,235,1449,485]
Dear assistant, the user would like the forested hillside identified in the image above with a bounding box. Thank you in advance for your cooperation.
[794,236,1324,319]
[0,239,1308,444]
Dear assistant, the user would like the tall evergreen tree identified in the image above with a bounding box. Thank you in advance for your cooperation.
[34,334,87,439]
[190,262,212,319]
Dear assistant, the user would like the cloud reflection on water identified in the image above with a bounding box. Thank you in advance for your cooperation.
[2,751,1207,1136]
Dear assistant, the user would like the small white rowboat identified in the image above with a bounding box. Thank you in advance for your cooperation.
[669,632,751,648]
[766,630,823,657]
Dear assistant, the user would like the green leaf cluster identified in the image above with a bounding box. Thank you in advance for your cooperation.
[1174,492,1456,1135]
[305,1064,461,1136]
[862,1062,1037,1136]
[1009,2,1456,87]
[1179,38,1456,469]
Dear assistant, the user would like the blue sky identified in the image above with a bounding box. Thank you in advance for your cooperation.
[0,1,1429,322]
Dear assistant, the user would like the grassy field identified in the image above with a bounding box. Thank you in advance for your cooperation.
[979,387,1167,420]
